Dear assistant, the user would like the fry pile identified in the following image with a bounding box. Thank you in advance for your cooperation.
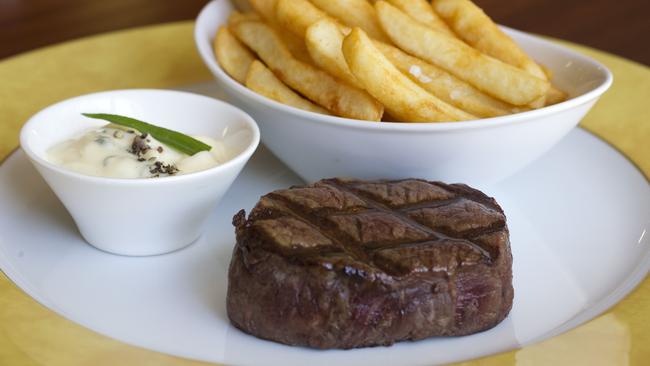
[214,0,567,122]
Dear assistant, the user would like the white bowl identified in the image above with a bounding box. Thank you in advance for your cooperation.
[195,0,612,185]
[20,89,260,256]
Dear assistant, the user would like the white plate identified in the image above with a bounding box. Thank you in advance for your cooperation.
[0,85,648,366]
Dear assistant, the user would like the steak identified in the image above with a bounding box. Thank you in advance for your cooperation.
[227,178,513,349]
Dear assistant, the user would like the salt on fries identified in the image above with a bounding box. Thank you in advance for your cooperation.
[376,1,549,106]
[343,28,475,122]
[216,0,566,122]
[374,41,516,117]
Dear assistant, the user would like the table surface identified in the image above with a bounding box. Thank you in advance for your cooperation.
[1,1,649,365]
[1,0,649,66]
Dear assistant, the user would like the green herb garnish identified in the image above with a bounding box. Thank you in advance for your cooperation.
[82,113,211,155]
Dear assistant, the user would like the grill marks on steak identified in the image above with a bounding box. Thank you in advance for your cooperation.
[349,179,456,207]
[373,240,488,276]
[229,178,513,348]
[244,179,501,275]
[406,199,506,239]
[255,217,335,250]
[328,211,431,246]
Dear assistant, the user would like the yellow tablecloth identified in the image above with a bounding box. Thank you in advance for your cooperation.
[0,21,648,366]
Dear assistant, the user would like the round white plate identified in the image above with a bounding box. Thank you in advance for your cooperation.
[0,92,648,366]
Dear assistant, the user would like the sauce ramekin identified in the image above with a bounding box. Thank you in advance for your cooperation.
[20,89,260,256]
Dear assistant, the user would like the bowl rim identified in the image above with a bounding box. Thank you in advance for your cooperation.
[194,0,613,132]
[19,88,261,186]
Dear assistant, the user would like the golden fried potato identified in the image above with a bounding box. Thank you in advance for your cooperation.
[245,60,330,114]
[342,27,475,122]
[432,0,547,80]
[385,0,454,36]
[309,0,389,42]
[227,10,261,26]
[248,0,277,22]
[232,21,383,120]
[375,1,549,106]
[279,34,312,64]
[276,0,350,37]
[540,63,554,80]
[539,66,567,105]
[247,0,312,63]
[305,19,361,88]
[214,26,256,84]
[375,41,515,117]
[545,86,568,106]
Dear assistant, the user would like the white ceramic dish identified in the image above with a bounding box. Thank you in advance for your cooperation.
[1,97,648,365]
[195,0,612,185]
[19,89,260,256]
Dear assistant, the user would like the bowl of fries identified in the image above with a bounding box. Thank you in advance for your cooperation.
[195,0,612,185]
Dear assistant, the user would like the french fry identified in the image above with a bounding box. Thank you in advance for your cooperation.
[221,0,564,120]
[309,0,389,42]
[275,0,350,37]
[214,26,256,84]
[385,0,454,36]
[374,41,515,117]
[227,10,261,26]
[528,95,546,109]
[540,63,554,80]
[247,0,312,63]
[342,27,476,122]
[245,60,331,114]
[432,0,547,81]
[305,19,361,88]
[545,86,567,106]
[375,1,549,106]
[232,21,383,120]
[248,0,277,22]
[540,66,567,105]
[280,33,313,64]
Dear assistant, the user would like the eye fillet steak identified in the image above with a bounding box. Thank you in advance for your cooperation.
[227,178,513,349]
